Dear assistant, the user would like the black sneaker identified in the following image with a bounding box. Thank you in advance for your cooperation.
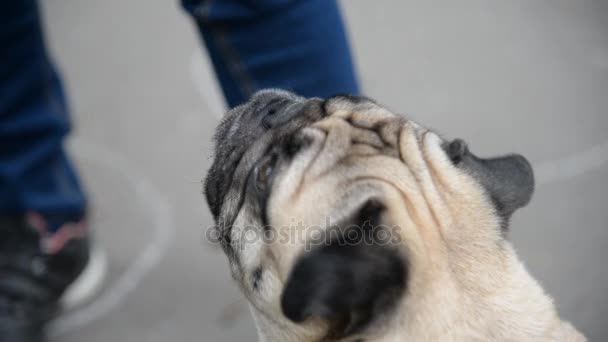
[0,213,100,342]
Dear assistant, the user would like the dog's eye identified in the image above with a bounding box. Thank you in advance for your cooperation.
[255,154,277,193]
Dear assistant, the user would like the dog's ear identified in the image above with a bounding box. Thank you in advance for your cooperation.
[446,139,535,226]
[280,200,407,339]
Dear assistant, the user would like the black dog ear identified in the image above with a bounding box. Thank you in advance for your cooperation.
[280,200,407,339]
[446,139,535,226]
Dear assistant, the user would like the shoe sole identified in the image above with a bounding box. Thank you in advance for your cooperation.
[59,245,108,312]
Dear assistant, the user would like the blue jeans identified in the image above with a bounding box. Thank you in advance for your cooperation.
[0,0,359,231]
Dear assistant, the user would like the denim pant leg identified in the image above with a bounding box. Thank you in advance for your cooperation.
[182,0,360,108]
[0,1,87,231]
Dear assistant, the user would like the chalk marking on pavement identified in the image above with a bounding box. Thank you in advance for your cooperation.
[48,139,175,338]
[188,47,608,184]
[534,138,608,185]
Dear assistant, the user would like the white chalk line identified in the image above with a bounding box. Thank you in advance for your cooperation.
[534,138,608,185]
[189,48,608,184]
[48,139,175,338]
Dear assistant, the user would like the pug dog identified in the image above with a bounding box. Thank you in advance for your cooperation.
[204,89,586,341]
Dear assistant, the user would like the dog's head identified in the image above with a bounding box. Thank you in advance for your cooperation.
[204,90,535,341]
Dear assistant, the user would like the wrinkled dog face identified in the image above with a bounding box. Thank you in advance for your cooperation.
[204,90,534,340]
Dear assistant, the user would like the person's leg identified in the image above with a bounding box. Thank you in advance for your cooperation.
[0,2,96,341]
[182,0,360,108]
[0,1,87,230]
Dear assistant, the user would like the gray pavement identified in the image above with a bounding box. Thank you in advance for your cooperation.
[41,0,608,341]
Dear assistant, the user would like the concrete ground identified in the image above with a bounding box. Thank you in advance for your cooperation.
[41,0,607,341]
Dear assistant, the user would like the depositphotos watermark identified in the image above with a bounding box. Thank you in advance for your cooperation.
[204,218,403,251]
